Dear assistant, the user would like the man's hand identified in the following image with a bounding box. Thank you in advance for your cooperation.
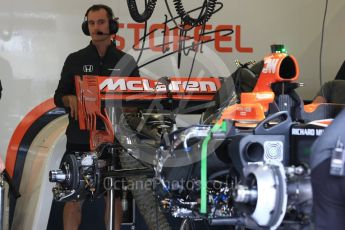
[62,95,78,120]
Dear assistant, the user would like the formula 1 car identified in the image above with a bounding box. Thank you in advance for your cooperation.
[48,45,343,229]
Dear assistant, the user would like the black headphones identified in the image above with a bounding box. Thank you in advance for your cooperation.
[82,4,119,36]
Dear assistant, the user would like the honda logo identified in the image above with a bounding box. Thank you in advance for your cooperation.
[83,65,94,73]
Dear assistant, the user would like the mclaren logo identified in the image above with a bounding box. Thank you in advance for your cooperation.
[99,78,218,93]
[83,65,94,73]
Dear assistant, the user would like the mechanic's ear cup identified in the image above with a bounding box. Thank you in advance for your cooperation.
[81,19,119,36]
[109,19,119,34]
[82,20,90,36]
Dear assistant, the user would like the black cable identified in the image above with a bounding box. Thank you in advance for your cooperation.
[137,1,228,69]
[133,1,214,63]
[165,0,221,33]
[177,2,208,64]
[182,2,209,85]
[319,0,328,89]
[166,1,183,30]
[187,31,201,78]
[182,0,208,56]
[136,20,148,64]
[135,0,149,64]
[178,19,183,68]
[174,1,208,67]
[162,14,169,53]
[127,0,157,23]
[173,0,217,27]
[135,1,224,51]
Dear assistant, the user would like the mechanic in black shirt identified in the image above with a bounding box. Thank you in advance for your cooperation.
[54,4,139,230]
[310,108,345,230]
[310,80,345,230]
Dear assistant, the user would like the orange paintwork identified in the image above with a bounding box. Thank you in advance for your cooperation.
[218,103,265,125]
[253,53,299,92]
[218,52,299,125]
[5,98,56,177]
[240,91,275,112]
[75,76,115,151]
